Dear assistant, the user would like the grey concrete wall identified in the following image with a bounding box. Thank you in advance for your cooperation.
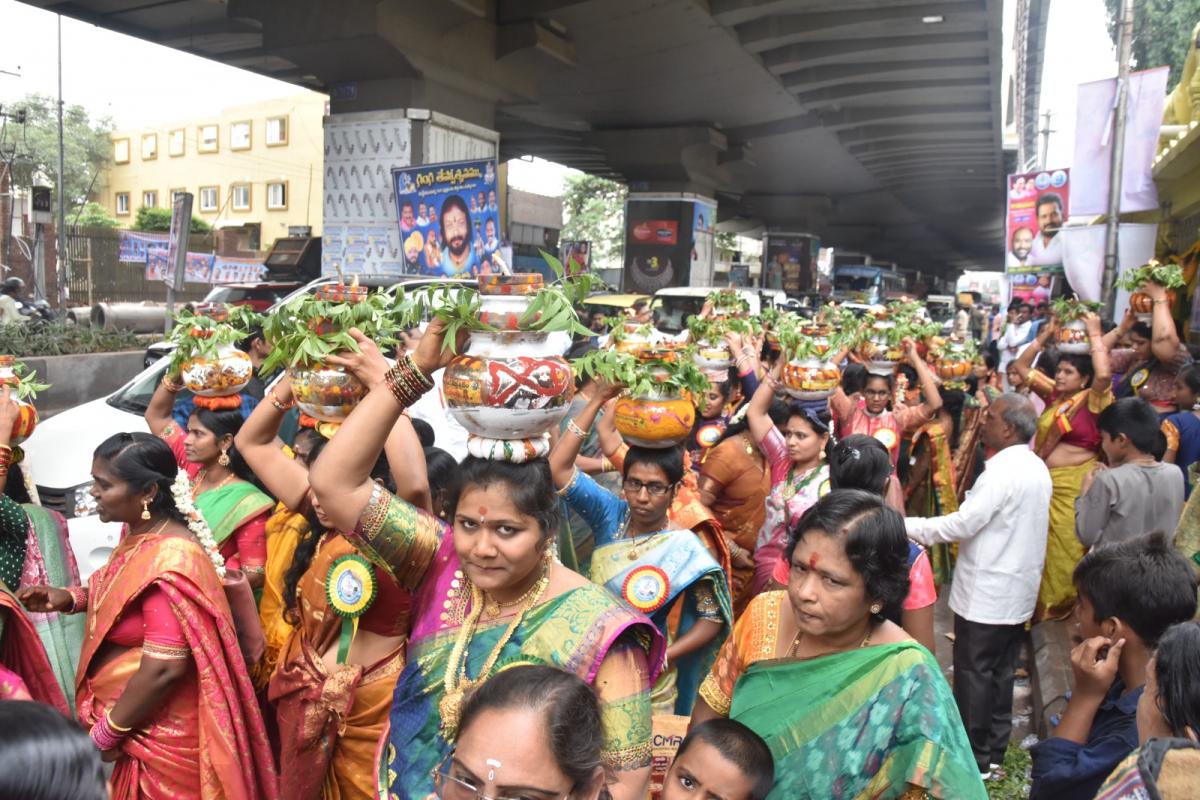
[22,352,146,416]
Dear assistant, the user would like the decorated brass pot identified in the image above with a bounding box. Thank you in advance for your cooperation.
[0,357,38,445]
[181,344,253,398]
[1056,319,1089,355]
[443,354,574,439]
[288,362,367,422]
[613,388,695,448]
[781,358,841,401]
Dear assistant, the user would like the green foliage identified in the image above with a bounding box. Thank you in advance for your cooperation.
[0,93,113,210]
[8,360,50,401]
[166,307,263,372]
[1104,0,1200,85]
[132,206,212,234]
[1051,296,1103,322]
[260,290,402,372]
[986,742,1032,800]
[71,202,118,229]
[573,348,711,398]
[1116,261,1186,291]
[560,173,627,270]
[0,322,143,357]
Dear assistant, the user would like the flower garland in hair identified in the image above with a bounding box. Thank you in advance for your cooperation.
[170,469,226,578]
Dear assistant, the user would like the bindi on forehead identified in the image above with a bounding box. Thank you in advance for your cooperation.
[808,553,820,569]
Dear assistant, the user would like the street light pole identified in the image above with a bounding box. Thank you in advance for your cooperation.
[1101,0,1135,319]
[56,15,68,310]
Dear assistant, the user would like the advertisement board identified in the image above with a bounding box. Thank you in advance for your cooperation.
[1006,169,1069,275]
[393,158,501,277]
[623,194,715,294]
[763,233,820,294]
[560,241,591,276]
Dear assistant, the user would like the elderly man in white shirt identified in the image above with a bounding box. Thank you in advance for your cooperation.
[905,393,1051,780]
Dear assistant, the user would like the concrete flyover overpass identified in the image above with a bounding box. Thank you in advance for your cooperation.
[26,0,1011,277]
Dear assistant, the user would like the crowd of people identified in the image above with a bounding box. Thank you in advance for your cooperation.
[0,289,1199,800]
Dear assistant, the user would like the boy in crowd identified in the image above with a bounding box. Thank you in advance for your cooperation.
[665,720,775,800]
[1076,398,1184,548]
[1029,533,1198,800]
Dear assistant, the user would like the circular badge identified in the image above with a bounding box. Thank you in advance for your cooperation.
[326,554,377,619]
[818,478,832,497]
[622,565,671,614]
[1131,368,1149,389]
[696,422,724,449]
[872,427,898,452]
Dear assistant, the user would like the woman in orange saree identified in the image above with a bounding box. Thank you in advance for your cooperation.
[19,432,277,800]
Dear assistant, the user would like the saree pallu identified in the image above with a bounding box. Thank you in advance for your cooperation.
[0,586,70,713]
[904,425,958,587]
[254,504,306,689]
[268,535,405,800]
[196,482,274,549]
[77,533,278,800]
[19,503,85,709]
[953,404,987,500]
[1036,460,1094,622]
[590,529,733,716]
[379,535,663,800]
[729,643,986,799]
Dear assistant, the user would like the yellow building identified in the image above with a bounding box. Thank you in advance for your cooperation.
[102,92,327,249]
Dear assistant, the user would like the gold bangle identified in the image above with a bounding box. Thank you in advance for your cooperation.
[106,710,133,733]
[160,375,183,393]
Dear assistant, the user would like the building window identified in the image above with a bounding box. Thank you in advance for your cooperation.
[199,186,219,212]
[266,181,288,210]
[142,190,157,208]
[115,192,130,216]
[168,129,185,157]
[230,121,251,151]
[113,138,130,164]
[141,134,157,161]
[231,184,251,212]
[199,124,219,153]
[266,116,288,146]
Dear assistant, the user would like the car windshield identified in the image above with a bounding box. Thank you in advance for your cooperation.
[106,362,190,414]
[654,296,705,334]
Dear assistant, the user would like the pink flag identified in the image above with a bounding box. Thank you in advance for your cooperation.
[1071,67,1169,216]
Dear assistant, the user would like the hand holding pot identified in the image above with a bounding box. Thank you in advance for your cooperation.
[1143,281,1168,302]
[0,386,21,435]
[411,317,469,378]
[324,328,392,391]
[592,376,626,403]
[1083,312,1102,339]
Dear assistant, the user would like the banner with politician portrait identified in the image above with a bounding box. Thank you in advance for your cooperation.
[393,158,501,277]
[1006,169,1069,275]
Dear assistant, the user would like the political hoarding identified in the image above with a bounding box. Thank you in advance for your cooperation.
[763,233,820,294]
[1006,169,1069,276]
[393,158,503,277]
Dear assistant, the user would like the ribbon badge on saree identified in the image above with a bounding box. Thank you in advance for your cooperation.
[622,565,671,613]
[326,554,376,664]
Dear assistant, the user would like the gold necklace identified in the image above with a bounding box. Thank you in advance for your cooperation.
[482,565,548,618]
[787,627,873,659]
[192,469,235,500]
[439,567,550,739]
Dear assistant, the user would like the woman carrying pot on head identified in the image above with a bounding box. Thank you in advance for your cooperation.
[831,338,943,469]
[690,490,986,799]
[236,375,419,799]
[550,380,734,718]
[1010,313,1112,620]
[1102,285,1192,416]
[308,322,663,800]
[145,377,273,590]
[0,385,84,708]
[18,433,277,799]
[747,356,831,596]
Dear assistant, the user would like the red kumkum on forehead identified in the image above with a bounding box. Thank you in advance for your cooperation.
[808,553,820,569]
[477,507,488,518]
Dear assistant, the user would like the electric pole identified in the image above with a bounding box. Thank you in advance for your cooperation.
[1101,0,1135,319]
[56,15,68,309]
[1039,110,1055,170]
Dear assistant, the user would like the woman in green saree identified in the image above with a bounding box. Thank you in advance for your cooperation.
[691,490,986,799]
[309,322,664,800]
[144,380,273,590]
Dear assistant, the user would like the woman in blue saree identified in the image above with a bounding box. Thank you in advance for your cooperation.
[549,380,733,716]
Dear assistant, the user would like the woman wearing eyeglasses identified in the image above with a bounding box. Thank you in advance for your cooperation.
[550,380,733,717]
[431,665,609,800]
[831,338,943,468]
[310,323,663,800]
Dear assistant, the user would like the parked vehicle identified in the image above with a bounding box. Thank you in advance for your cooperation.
[651,286,784,335]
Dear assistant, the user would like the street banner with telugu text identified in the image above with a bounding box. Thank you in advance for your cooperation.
[392,158,501,277]
[118,231,168,264]
[1006,169,1070,275]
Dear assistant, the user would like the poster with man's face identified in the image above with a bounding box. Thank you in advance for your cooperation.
[1005,169,1069,275]
[393,158,501,277]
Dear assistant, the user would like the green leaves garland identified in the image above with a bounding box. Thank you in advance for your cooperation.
[1050,296,1103,322]
[1116,261,1185,292]
[167,306,264,372]
[573,348,711,398]
[8,360,49,401]
[260,290,402,372]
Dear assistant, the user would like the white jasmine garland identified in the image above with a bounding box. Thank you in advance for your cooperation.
[171,469,226,578]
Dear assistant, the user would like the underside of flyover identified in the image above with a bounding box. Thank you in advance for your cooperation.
[26,0,1012,278]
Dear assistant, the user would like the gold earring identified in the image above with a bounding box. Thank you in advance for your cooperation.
[141,499,151,520]
[870,604,882,615]
[218,448,231,467]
